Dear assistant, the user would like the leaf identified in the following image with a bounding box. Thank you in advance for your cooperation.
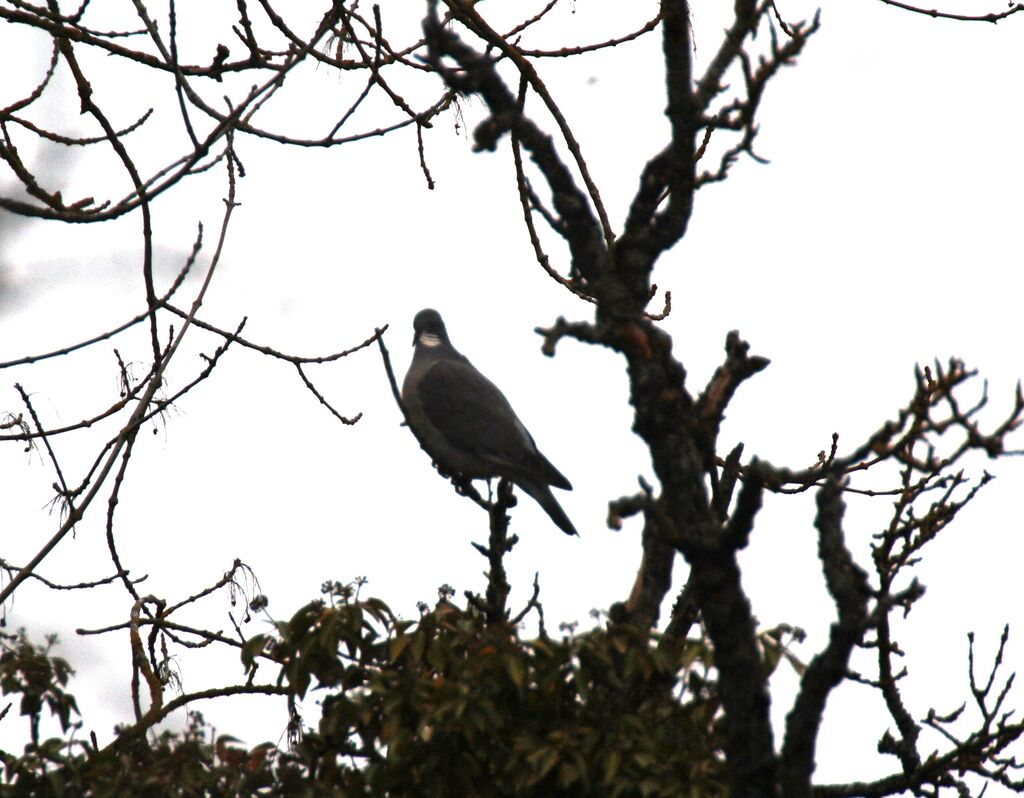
[506,655,526,689]
[529,747,560,784]
[362,597,394,624]
[603,749,622,784]
[389,634,412,663]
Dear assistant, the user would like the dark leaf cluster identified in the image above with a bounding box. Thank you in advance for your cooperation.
[2,590,742,797]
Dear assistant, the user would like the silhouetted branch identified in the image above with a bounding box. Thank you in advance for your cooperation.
[105,425,143,604]
[612,476,672,629]
[295,363,363,425]
[694,6,820,190]
[780,474,870,796]
[510,91,595,301]
[518,10,664,57]
[440,0,615,251]
[661,578,699,648]
[423,1,610,286]
[105,683,289,755]
[466,478,518,623]
[698,332,771,445]
[618,0,696,264]
[510,572,544,630]
[0,558,141,592]
[873,0,1024,22]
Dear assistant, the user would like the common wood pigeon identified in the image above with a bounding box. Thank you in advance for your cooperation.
[401,309,578,536]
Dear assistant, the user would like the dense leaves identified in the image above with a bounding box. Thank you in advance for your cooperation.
[291,597,727,796]
[1,589,745,797]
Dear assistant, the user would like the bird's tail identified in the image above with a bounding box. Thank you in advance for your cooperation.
[515,479,578,536]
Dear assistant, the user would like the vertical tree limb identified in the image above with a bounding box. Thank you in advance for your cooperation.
[779,474,870,797]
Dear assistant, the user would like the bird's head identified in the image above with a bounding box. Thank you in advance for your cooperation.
[412,308,450,348]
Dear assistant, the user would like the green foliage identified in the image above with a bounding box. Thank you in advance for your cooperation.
[0,631,78,746]
[284,595,727,797]
[0,587,740,797]
[1,706,292,797]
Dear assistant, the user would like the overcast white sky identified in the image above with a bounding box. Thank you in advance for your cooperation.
[1,0,1022,790]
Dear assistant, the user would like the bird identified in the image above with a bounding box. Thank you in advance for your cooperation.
[401,308,578,536]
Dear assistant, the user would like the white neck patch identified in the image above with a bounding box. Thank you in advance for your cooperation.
[420,333,443,348]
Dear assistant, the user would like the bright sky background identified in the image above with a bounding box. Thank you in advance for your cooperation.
[1,0,1022,790]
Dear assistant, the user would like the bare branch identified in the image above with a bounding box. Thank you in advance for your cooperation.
[873,0,1024,23]
[780,474,870,796]
[423,1,609,287]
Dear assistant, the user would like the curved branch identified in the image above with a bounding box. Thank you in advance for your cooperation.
[779,474,870,796]
[423,2,609,286]
[874,0,1024,22]
[442,0,615,251]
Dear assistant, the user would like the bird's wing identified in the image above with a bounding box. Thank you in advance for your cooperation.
[417,358,539,471]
